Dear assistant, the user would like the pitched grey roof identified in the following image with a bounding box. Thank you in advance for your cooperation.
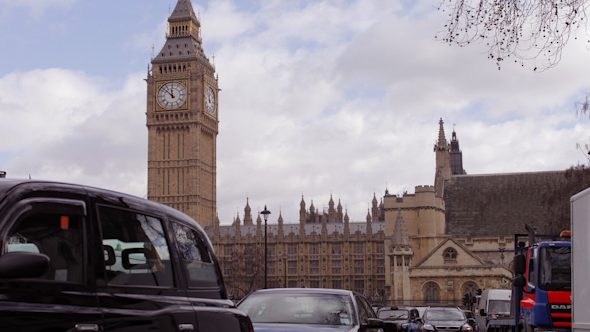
[205,221,385,239]
[444,170,567,239]
[169,0,199,24]
[153,37,207,63]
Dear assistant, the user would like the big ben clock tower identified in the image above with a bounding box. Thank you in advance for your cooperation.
[147,0,218,227]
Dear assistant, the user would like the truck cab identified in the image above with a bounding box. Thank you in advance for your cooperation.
[514,240,571,332]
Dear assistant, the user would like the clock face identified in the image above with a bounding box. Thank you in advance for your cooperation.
[157,82,187,109]
[205,86,216,115]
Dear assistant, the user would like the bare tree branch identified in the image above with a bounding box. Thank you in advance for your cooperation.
[438,0,590,71]
[576,92,590,118]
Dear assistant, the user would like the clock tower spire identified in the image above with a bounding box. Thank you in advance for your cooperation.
[146,0,219,227]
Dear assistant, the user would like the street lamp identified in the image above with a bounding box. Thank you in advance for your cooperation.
[261,205,271,289]
[283,253,288,288]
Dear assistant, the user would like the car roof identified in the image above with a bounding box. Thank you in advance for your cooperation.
[0,178,28,194]
[426,307,463,311]
[249,288,354,296]
[0,179,206,234]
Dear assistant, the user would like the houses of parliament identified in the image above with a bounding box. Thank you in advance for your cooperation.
[149,0,571,302]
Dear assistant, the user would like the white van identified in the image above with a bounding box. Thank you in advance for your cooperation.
[475,289,512,332]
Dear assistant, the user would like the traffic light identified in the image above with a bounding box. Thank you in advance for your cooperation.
[462,294,470,306]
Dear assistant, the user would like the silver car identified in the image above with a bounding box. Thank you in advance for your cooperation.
[237,288,385,332]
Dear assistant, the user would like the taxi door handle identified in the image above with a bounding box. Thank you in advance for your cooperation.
[178,324,195,331]
[75,324,99,332]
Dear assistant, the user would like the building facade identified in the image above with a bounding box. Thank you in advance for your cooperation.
[205,196,387,300]
[146,0,218,227]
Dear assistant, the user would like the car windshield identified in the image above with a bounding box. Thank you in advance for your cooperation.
[237,293,354,326]
[425,310,465,321]
[378,309,408,320]
[539,246,571,291]
[488,300,511,315]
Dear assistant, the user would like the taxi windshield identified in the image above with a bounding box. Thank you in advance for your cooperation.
[378,310,408,320]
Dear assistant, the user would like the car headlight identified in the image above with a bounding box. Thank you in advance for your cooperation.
[462,324,472,331]
[423,324,435,331]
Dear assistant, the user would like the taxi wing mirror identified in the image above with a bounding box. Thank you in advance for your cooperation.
[0,252,50,279]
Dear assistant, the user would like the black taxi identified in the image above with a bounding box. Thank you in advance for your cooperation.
[0,179,253,332]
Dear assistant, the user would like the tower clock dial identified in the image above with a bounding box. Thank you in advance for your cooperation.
[205,86,216,115]
[157,82,187,109]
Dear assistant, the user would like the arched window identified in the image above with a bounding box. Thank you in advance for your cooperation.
[425,282,440,303]
[463,282,478,297]
[443,247,458,263]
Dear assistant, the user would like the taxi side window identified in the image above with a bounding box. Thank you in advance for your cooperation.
[355,295,369,323]
[360,296,376,319]
[173,223,220,288]
[4,199,85,283]
[98,206,174,287]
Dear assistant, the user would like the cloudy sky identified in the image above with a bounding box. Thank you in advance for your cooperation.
[1,0,589,225]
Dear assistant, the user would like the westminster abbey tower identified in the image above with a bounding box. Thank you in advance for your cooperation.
[146,0,218,227]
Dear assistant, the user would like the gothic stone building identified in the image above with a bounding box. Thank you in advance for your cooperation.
[146,0,218,228]
[205,196,387,299]
[206,119,572,304]
[382,119,569,305]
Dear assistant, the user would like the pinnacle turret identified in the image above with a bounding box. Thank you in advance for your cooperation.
[243,198,253,225]
[392,210,411,248]
[435,118,448,151]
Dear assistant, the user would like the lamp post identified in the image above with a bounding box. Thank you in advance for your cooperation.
[283,253,288,288]
[261,205,271,289]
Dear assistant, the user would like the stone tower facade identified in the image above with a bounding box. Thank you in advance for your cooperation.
[146,0,219,227]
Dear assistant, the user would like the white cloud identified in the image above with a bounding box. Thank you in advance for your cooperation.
[0,69,147,196]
